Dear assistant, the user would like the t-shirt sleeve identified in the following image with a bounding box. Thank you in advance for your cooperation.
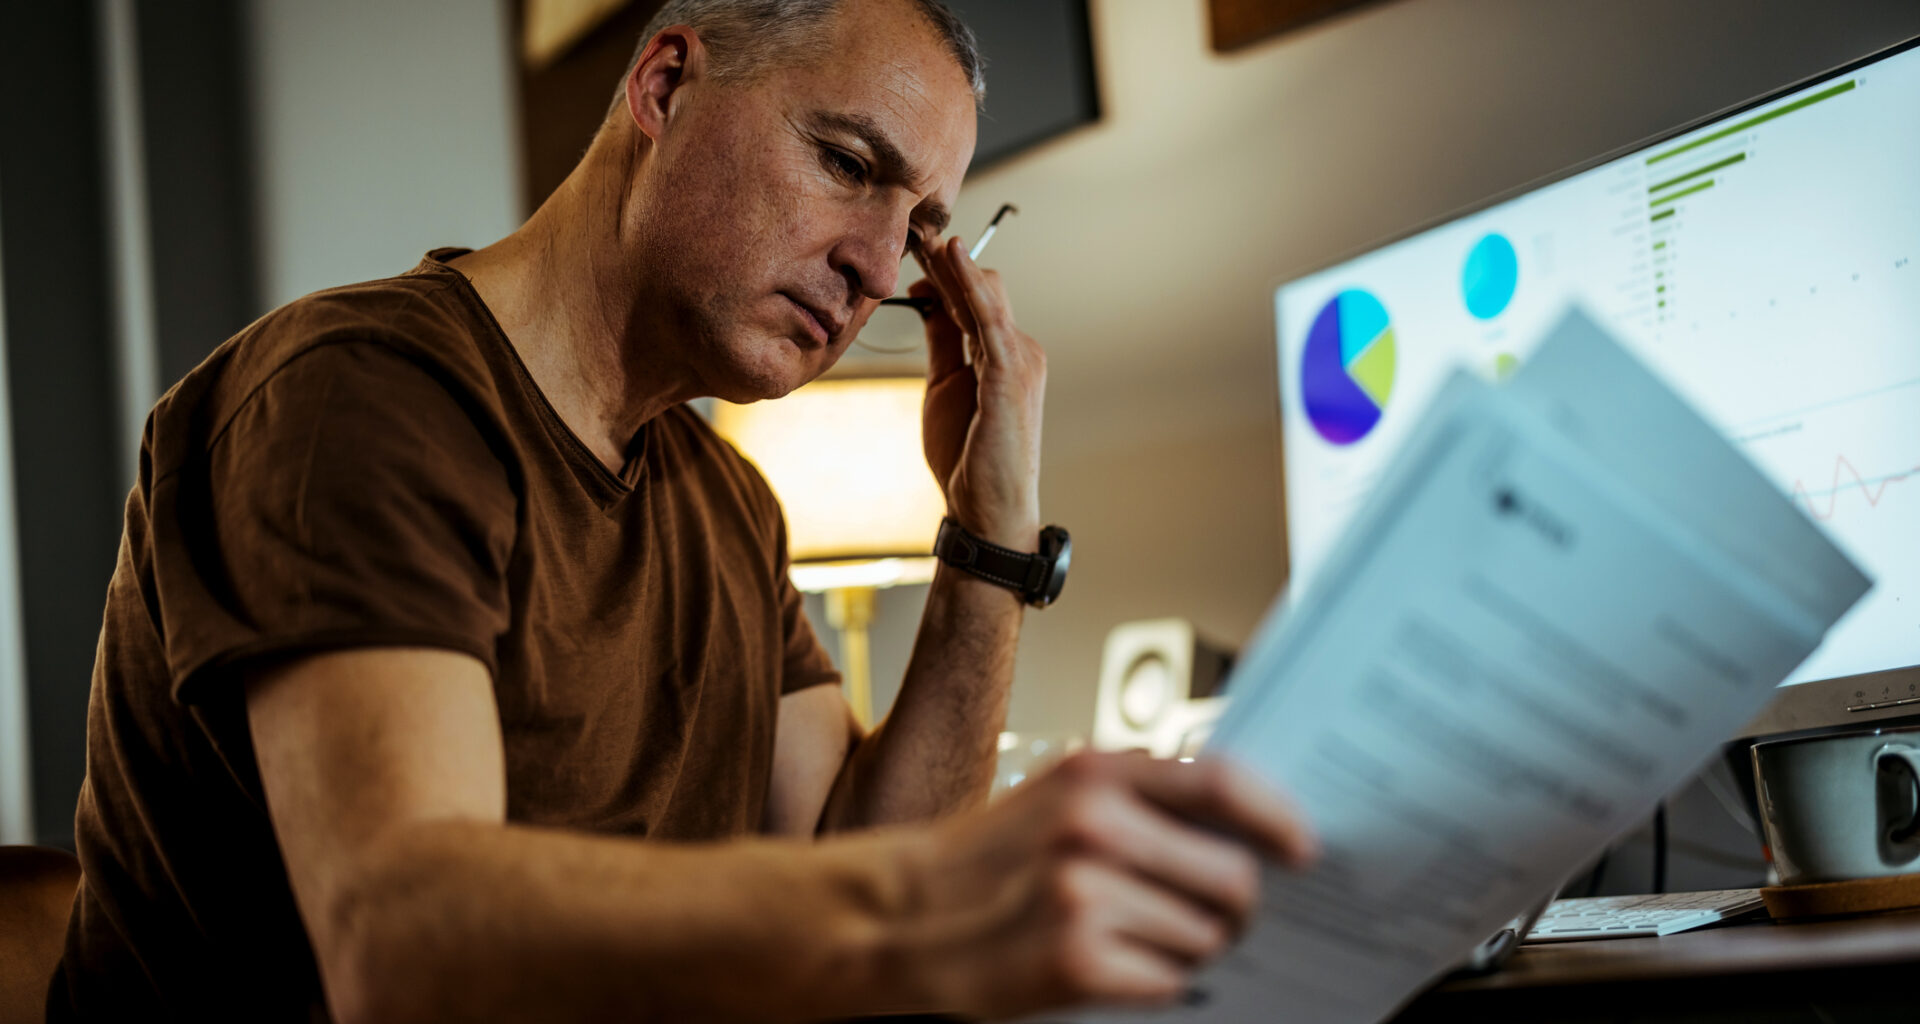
[151,340,517,704]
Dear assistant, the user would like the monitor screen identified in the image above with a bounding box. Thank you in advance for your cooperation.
[1274,39,1920,690]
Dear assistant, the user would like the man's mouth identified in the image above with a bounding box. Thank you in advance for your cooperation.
[781,293,842,346]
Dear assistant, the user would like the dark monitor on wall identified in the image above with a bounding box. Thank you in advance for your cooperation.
[955,0,1100,170]
[1270,35,1920,740]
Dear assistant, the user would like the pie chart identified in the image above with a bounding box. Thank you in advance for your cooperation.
[1462,232,1519,319]
[1301,289,1395,445]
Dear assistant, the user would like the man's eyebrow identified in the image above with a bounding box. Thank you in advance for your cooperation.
[807,111,952,236]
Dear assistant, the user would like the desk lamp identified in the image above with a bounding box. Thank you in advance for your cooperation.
[712,377,943,726]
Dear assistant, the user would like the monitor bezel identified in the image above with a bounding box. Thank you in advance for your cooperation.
[1268,32,1920,741]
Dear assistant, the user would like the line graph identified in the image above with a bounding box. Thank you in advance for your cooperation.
[1789,455,1920,520]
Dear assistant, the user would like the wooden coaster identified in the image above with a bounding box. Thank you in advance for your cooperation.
[1762,872,1920,920]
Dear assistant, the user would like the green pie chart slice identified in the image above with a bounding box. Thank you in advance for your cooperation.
[1346,327,1396,407]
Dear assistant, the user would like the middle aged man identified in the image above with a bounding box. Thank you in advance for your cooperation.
[53,0,1316,1021]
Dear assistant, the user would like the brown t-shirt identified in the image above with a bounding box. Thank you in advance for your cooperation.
[49,250,841,1021]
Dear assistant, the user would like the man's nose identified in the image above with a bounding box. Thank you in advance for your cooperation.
[834,215,906,302]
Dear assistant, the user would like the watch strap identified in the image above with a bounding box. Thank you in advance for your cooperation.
[932,517,1069,606]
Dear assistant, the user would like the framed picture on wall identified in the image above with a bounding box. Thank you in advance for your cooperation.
[1207,0,1384,53]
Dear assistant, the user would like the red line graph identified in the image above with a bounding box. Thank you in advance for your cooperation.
[1790,455,1920,520]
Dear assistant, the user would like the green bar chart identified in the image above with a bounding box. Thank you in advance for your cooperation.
[1639,81,1857,324]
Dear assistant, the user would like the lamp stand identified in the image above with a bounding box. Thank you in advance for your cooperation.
[824,585,877,727]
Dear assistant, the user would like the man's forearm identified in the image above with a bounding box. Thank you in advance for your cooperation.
[821,562,1024,831]
[321,819,925,1024]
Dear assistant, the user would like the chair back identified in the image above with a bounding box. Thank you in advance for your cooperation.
[0,846,81,1024]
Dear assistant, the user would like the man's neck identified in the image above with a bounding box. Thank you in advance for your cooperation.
[449,138,695,474]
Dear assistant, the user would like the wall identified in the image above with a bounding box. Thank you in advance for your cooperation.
[884,0,1920,735]
[248,0,522,306]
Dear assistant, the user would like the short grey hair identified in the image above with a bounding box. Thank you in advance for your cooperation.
[612,0,985,113]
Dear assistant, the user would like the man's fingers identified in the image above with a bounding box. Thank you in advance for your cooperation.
[1124,757,1319,869]
[921,237,981,342]
[1068,788,1265,935]
[909,279,967,380]
[1051,862,1210,1005]
[1073,858,1233,965]
[916,235,1033,381]
[1063,933,1189,1009]
[942,237,1017,368]
[948,236,1015,322]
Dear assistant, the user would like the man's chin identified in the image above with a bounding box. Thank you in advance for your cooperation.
[711,339,834,402]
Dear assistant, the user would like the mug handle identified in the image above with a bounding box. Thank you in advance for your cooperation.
[1874,743,1920,866]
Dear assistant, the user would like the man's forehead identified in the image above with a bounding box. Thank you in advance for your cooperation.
[793,1,977,176]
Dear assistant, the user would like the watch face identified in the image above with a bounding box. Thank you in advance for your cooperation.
[1036,526,1071,607]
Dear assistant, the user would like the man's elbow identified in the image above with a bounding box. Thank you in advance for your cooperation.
[311,837,460,1024]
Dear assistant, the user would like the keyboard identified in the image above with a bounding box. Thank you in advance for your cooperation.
[1523,888,1766,943]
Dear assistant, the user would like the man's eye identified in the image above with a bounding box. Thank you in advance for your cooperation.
[823,148,867,183]
[905,229,923,253]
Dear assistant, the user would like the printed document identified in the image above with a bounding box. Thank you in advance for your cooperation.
[1048,310,1871,1024]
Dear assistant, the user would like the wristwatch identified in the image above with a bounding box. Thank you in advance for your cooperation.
[932,516,1071,608]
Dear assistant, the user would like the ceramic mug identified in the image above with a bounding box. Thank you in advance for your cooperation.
[1751,726,1920,885]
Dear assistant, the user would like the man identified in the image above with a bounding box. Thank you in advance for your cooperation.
[53,0,1314,1020]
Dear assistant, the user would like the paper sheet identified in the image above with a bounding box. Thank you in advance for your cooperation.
[1044,310,1870,1024]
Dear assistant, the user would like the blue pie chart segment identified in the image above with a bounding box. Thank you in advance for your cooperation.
[1462,232,1519,320]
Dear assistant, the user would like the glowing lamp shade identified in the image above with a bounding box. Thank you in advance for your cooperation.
[712,377,945,588]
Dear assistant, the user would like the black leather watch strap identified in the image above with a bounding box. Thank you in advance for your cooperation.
[932,517,1071,607]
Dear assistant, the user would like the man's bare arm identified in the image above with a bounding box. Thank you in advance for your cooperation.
[762,560,1015,834]
[250,648,1315,1023]
[249,648,920,1024]
[813,568,1020,830]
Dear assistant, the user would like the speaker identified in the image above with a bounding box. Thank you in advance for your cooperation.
[1093,619,1234,757]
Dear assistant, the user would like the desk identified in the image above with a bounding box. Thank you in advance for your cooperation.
[1391,910,1920,1023]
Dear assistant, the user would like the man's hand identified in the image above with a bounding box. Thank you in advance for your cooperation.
[895,750,1318,1019]
[913,235,1046,550]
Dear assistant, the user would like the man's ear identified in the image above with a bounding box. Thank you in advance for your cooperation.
[623,26,704,143]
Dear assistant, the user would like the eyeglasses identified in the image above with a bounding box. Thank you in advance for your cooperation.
[855,203,1017,354]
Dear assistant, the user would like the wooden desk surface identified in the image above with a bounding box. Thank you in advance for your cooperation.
[873,913,1920,1022]
[1444,909,1920,990]
[1393,910,1920,1022]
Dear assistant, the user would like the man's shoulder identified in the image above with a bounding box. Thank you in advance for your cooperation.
[230,256,491,386]
[149,255,512,479]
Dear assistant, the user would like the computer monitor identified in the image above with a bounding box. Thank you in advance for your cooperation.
[1272,35,1920,740]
